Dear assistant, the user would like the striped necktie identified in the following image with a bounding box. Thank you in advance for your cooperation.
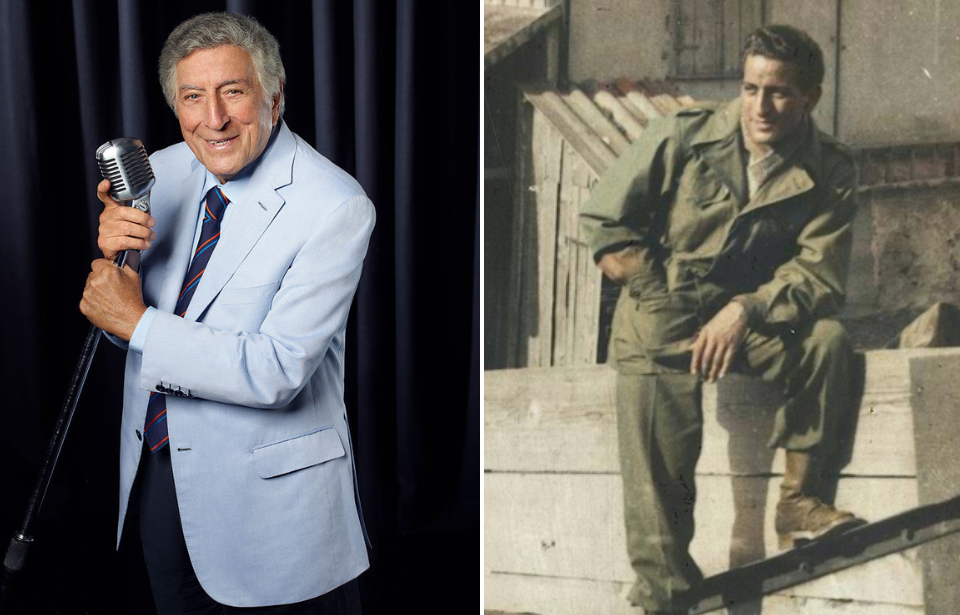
[144,186,229,453]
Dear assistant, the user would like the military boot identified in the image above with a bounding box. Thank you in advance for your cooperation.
[776,451,866,550]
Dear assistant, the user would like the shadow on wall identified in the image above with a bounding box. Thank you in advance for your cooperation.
[711,360,864,614]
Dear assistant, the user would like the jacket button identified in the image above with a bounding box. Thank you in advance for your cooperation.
[136,429,142,441]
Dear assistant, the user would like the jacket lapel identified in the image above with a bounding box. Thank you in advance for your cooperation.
[700,135,748,207]
[150,161,207,315]
[738,165,815,216]
[182,122,296,321]
[689,100,820,216]
[738,121,818,216]
[689,101,748,206]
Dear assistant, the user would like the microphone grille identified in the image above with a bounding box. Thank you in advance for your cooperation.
[96,138,156,201]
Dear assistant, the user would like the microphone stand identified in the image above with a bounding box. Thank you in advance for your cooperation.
[0,250,128,612]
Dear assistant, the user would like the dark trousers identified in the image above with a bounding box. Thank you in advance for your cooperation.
[134,445,361,615]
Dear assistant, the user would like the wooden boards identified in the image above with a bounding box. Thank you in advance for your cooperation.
[485,350,932,477]
[484,348,960,614]
[503,81,690,370]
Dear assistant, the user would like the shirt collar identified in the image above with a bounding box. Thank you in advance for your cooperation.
[201,164,253,205]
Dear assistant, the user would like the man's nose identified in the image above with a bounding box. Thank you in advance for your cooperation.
[757,91,774,115]
[204,97,229,129]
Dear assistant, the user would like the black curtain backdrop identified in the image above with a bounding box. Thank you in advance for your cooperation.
[0,1,478,613]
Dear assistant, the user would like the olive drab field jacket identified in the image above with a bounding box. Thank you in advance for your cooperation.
[580,99,859,332]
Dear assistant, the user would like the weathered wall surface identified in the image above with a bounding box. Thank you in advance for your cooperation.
[838,0,960,146]
[567,0,670,85]
[867,183,960,312]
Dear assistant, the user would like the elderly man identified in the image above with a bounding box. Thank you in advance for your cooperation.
[580,25,864,614]
[80,12,373,614]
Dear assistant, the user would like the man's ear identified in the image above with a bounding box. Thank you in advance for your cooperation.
[803,85,822,114]
[272,80,284,124]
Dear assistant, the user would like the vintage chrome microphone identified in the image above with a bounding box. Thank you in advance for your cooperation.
[0,139,155,611]
[95,138,156,269]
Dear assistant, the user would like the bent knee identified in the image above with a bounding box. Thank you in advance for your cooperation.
[806,319,853,357]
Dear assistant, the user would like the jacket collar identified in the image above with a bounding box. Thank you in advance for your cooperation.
[689,99,822,214]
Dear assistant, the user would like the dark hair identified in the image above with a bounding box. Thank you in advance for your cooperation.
[741,25,824,91]
[159,12,286,117]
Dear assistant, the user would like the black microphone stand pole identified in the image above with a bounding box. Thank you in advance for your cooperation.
[0,250,127,612]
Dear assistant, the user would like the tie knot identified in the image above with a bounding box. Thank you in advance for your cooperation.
[205,186,228,223]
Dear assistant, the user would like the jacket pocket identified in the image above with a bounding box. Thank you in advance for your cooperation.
[253,426,345,478]
[694,182,730,208]
[218,280,281,305]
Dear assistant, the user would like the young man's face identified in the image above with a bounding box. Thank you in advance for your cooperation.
[174,45,281,183]
[740,53,821,150]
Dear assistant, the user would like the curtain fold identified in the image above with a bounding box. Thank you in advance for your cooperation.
[0,2,477,611]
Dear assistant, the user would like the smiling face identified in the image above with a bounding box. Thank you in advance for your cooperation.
[740,54,821,152]
[175,45,281,183]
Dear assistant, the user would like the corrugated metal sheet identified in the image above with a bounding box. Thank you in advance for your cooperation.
[521,79,694,176]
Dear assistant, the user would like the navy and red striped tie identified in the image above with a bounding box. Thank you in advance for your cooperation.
[144,186,228,453]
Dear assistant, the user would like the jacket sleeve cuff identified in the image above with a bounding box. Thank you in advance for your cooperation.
[732,294,767,328]
[129,306,158,354]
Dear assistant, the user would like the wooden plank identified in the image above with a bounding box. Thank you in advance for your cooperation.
[530,118,563,367]
[483,5,562,70]
[567,176,588,365]
[484,364,616,473]
[608,84,646,124]
[485,572,923,615]
[566,157,584,364]
[550,140,571,366]
[640,80,682,115]
[589,88,646,141]
[504,95,534,367]
[616,80,664,121]
[722,0,742,76]
[484,472,922,605]
[484,349,946,476]
[561,89,631,156]
[659,80,697,107]
[691,0,722,76]
[579,184,602,365]
[523,88,617,176]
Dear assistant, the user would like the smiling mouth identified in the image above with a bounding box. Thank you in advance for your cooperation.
[206,137,236,147]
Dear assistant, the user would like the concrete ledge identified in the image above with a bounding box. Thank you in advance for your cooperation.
[484,348,960,614]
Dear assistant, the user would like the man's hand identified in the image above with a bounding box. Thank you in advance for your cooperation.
[690,301,749,382]
[597,247,641,284]
[97,179,156,262]
[80,259,148,341]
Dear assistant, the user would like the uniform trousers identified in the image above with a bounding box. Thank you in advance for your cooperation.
[135,444,362,615]
[610,281,855,612]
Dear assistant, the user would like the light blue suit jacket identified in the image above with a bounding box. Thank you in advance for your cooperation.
[109,121,373,607]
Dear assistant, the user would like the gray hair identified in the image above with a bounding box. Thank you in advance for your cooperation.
[159,12,286,117]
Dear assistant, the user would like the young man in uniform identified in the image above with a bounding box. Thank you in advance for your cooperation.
[580,25,864,614]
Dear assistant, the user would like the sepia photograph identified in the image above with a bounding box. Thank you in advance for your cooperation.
[484,1,960,613]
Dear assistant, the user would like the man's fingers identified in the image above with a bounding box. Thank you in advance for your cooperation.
[701,338,719,382]
[100,203,156,229]
[694,336,717,380]
[708,341,727,382]
[718,345,736,380]
[690,334,704,375]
